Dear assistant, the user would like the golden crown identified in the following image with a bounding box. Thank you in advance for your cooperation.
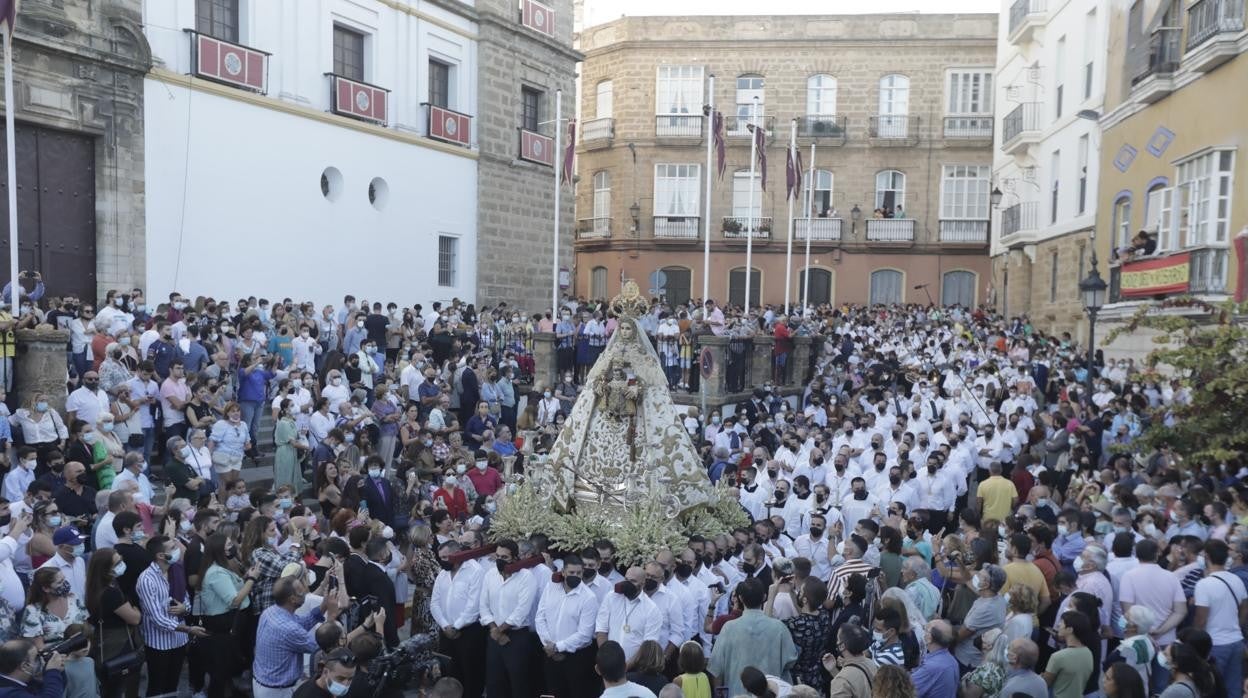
[609,280,650,318]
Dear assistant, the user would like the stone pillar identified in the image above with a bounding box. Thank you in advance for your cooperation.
[531,332,558,392]
[697,334,729,405]
[751,335,774,388]
[791,336,814,389]
[15,328,69,412]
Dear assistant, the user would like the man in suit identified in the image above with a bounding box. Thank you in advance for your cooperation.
[354,536,399,648]
[358,455,396,526]
[343,525,372,600]
[457,355,481,427]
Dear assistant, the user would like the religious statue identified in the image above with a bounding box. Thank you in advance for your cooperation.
[594,358,642,459]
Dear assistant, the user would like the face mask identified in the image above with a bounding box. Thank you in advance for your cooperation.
[853,490,868,501]
[1036,497,1050,508]
[741,561,757,575]
[444,478,457,489]
[167,548,181,564]
[328,681,350,697]
[809,527,824,539]
[1056,524,1069,536]
[21,459,35,470]
[889,474,901,486]
[711,416,721,425]
[1143,523,1158,537]
[112,561,126,577]
[1156,649,1170,671]
[1116,615,1129,633]
[475,461,488,471]
[642,578,659,593]
[278,498,293,509]
[424,439,433,447]
[47,515,62,527]
[456,464,467,475]
[131,531,145,544]
[267,535,280,547]
[179,519,193,533]
[544,391,552,399]
[368,468,382,479]
[565,575,582,589]
[616,580,639,600]
[1072,556,1085,572]
[970,574,983,592]
[872,630,886,644]
[438,559,454,572]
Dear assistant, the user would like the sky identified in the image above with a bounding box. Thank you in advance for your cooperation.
[583,0,1001,27]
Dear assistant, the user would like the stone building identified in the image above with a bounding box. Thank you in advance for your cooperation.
[990,0,1108,340]
[475,0,580,314]
[572,13,997,310]
[0,0,151,302]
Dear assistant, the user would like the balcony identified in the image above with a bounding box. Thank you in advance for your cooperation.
[653,216,700,239]
[1000,201,1039,240]
[1131,29,1181,103]
[1008,0,1048,44]
[187,30,270,94]
[726,116,776,138]
[518,0,555,36]
[1001,103,1041,155]
[518,128,554,166]
[943,116,994,140]
[868,115,919,145]
[865,219,915,243]
[795,217,843,241]
[1111,247,1228,302]
[1186,0,1246,73]
[939,220,990,244]
[581,117,614,149]
[576,218,611,239]
[328,73,389,125]
[423,103,472,148]
[1190,247,1230,294]
[722,216,772,239]
[655,114,704,141]
[798,115,848,144]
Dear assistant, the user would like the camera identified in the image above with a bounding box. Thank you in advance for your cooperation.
[345,595,382,630]
[359,630,442,698]
[41,633,88,658]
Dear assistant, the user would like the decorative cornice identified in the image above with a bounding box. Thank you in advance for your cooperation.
[374,0,480,40]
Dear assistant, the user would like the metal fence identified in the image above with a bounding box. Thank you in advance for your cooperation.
[725,338,754,394]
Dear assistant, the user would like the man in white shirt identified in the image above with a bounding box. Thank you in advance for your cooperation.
[93,490,133,551]
[65,371,109,427]
[594,566,663,663]
[596,640,658,698]
[39,526,87,598]
[643,561,686,653]
[840,477,878,534]
[479,539,537,698]
[580,549,614,603]
[113,453,156,504]
[793,514,835,580]
[914,455,957,532]
[2,450,35,504]
[536,554,600,697]
[291,326,321,372]
[1192,539,1247,691]
[431,542,485,698]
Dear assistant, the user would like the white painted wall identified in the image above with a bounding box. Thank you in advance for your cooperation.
[991,0,1107,256]
[141,0,480,306]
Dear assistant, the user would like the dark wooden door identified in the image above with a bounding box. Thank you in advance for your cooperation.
[0,123,97,303]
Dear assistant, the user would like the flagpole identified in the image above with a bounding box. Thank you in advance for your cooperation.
[784,119,796,316]
[802,142,815,316]
[744,97,758,316]
[3,26,17,319]
[701,75,714,304]
[551,88,562,319]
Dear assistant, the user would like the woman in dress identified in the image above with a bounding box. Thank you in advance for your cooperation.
[784,577,834,694]
[85,549,142,698]
[93,413,127,490]
[210,401,251,495]
[272,398,305,493]
[20,567,89,649]
[406,525,440,635]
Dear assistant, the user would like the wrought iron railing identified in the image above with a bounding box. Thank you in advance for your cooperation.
[865,219,916,242]
[1002,102,1040,145]
[653,216,700,239]
[1187,0,1246,50]
[581,117,614,142]
[655,114,704,138]
[795,218,843,241]
[722,217,773,239]
[939,220,989,243]
[944,116,994,139]
[1001,202,1039,237]
[576,218,611,238]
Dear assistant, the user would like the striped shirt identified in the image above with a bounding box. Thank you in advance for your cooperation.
[871,640,906,667]
[253,604,323,689]
[137,564,188,651]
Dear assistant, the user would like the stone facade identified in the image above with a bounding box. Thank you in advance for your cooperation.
[0,0,150,301]
[475,0,580,314]
[572,14,998,307]
[995,231,1093,341]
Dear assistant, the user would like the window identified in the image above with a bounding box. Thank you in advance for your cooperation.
[333,25,366,82]
[428,59,451,108]
[1077,135,1089,214]
[437,236,458,287]
[799,268,833,306]
[197,0,239,42]
[940,165,991,220]
[1145,182,1166,238]
[655,65,704,115]
[805,170,834,217]
[941,270,976,307]
[806,74,837,116]
[1084,9,1097,100]
[661,267,692,306]
[946,70,993,114]
[735,74,766,123]
[1054,36,1066,119]
[1050,150,1061,224]
[595,80,613,119]
[878,74,909,137]
[521,86,542,131]
[590,267,608,300]
[1175,149,1236,247]
[1049,251,1059,302]
[869,270,903,305]
[653,164,700,217]
[1112,195,1133,251]
[875,170,906,213]
[728,268,761,308]
[732,170,763,219]
[592,171,611,221]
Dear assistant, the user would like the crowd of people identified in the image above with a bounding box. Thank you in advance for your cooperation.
[0,285,1240,698]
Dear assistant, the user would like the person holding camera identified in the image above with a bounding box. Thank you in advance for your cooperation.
[0,638,66,698]
[253,575,342,698]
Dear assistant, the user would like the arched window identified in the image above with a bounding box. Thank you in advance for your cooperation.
[869,269,903,305]
[875,170,906,213]
[877,74,910,138]
[804,169,835,217]
[660,266,692,306]
[592,171,611,235]
[728,267,761,308]
[806,74,837,116]
[941,270,976,307]
[1112,194,1132,253]
[590,266,608,300]
[799,268,833,306]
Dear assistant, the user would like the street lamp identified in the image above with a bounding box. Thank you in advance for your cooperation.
[1079,258,1108,402]
[990,187,1004,208]
[629,201,641,236]
[850,204,862,236]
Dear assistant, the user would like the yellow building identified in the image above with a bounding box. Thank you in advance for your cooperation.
[1094,0,1247,357]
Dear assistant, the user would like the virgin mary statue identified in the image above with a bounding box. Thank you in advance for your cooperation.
[536,281,712,517]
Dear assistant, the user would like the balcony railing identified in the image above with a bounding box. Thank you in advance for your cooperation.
[328,73,389,125]
[1001,102,1041,146]
[798,115,847,141]
[581,117,614,143]
[1001,201,1039,237]
[1187,0,1245,50]
[869,115,917,141]
[726,116,776,137]
[1008,0,1048,38]
[653,216,700,239]
[795,217,843,241]
[576,218,611,239]
[1190,247,1230,294]
[1133,28,1182,83]
[423,103,472,147]
[865,219,916,242]
[722,216,772,239]
[187,30,270,94]
[518,128,554,166]
[939,220,990,243]
[655,114,704,139]
[944,116,994,139]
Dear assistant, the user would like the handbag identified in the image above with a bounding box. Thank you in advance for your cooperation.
[98,622,144,681]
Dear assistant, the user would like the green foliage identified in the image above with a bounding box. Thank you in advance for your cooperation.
[488,481,562,542]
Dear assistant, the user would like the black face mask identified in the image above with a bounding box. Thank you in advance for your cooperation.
[927,465,938,475]
[774,493,787,504]
[874,462,885,472]
[835,463,846,472]
[77,473,93,486]
[809,527,824,539]
[853,490,868,501]
[702,554,716,568]
[816,494,827,503]
[564,575,582,589]
[741,561,757,575]
[0,515,9,528]
[889,474,901,486]
[438,559,454,572]
[50,463,64,474]
[813,457,824,466]
[582,568,597,583]
[600,561,614,575]
[767,470,778,479]
[617,580,639,600]
[675,562,692,579]
[643,578,659,593]
[496,559,509,574]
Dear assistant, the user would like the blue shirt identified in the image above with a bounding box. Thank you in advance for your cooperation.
[911,648,958,698]
[147,340,176,380]
[492,441,517,457]
[181,341,210,374]
[1052,531,1087,564]
[708,459,729,484]
[238,367,274,402]
[253,605,323,688]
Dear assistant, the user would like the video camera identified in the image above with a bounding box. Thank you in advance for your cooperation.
[358,630,444,698]
[40,633,88,658]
